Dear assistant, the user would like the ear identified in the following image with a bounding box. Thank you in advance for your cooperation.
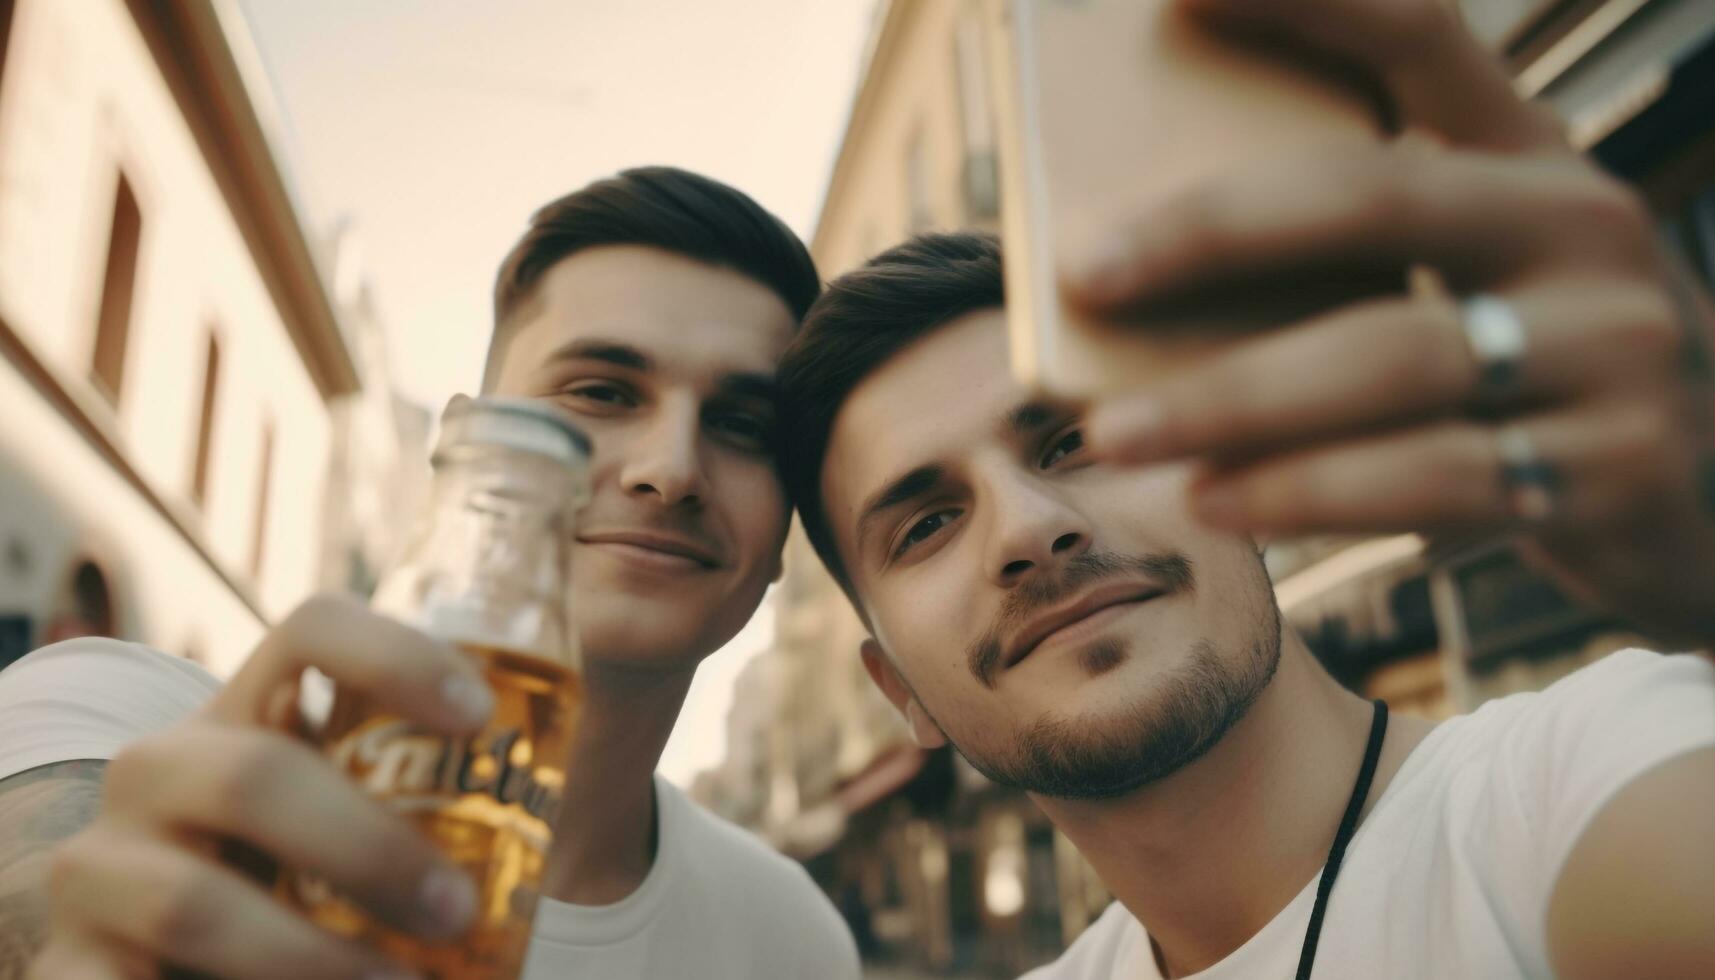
[859,638,948,750]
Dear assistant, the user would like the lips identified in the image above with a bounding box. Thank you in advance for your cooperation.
[1002,582,1164,671]
[577,530,722,570]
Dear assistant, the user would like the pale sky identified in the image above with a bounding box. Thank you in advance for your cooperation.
[237,0,877,786]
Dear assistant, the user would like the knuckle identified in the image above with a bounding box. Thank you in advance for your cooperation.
[1565,173,1651,244]
[23,942,76,980]
[1360,149,1427,229]
[1417,302,1476,396]
[364,821,436,901]
[280,592,357,644]
[1574,285,1681,379]
[1627,401,1681,453]
[45,833,98,903]
[211,733,296,821]
[1161,182,1233,265]
[1615,287,1680,352]
[1159,382,1229,451]
[103,743,148,800]
[1367,307,1438,389]
[105,733,173,807]
[140,865,217,950]
[1522,102,1572,147]
[1370,0,1460,62]
[1251,465,1316,525]
[1587,404,1683,507]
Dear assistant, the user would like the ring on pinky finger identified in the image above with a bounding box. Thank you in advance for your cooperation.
[1493,424,1563,523]
[1186,409,1661,537]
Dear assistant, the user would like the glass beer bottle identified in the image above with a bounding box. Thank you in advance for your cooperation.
[286,395,591,979]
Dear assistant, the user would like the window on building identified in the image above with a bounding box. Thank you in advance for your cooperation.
[250,418,274,582]
[45,559,116,645]
[953,11,999,222]
[190,330,221,504]
[91,172,142,404]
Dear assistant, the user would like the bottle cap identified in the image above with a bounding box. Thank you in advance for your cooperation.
[433,395,591,467]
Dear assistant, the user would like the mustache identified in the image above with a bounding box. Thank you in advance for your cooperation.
[967,551,1194,688]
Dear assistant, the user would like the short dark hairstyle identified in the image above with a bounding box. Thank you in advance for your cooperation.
[485,166,821,388]
[778,230,1004,596]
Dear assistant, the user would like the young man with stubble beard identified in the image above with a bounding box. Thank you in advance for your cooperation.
[775,5,1715,967]
[781,226,1715,978]
[781,2,1715,971]
[1,167,859,980]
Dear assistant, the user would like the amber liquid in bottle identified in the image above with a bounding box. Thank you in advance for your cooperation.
[285,645,583,979]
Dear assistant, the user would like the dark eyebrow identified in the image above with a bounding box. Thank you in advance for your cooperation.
[715,372,778,403]
[1005,400,1058,437]
[543,338,652,372]
[855,464,945,552]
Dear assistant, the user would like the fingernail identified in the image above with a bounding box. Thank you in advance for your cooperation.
[418,867,478,935]
[1195,482,1245,528]
[1089,398,1166,461]
[440,672,493,725]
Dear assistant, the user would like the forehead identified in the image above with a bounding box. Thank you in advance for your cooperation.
[821,308,1017,523]
[502,245,795,383]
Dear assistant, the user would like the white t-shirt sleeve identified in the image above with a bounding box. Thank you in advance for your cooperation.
[1498,649,1715,904]
[788,863,862,980]
[0,638,220,780]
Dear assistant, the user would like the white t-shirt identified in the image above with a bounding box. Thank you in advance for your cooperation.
[1025,649,1715,980]
[0,639,860,980]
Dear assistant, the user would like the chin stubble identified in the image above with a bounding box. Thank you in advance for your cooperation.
[955,554,1283,801]
[1075,636,1129,677]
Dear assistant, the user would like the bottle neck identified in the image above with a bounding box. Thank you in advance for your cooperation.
[374,449,584,666]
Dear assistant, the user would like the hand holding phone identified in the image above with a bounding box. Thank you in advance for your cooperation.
[1024,0,1715,646]
[986,0,1386,397]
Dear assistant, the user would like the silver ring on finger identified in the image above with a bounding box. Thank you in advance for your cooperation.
[1460,293,1529,409]
[1494,424,1561,523]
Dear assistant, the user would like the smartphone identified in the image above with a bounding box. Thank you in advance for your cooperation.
[985,0,1388,396]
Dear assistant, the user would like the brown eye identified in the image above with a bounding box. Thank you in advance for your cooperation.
[564,382,636,409]
[897,510,958,557]
[707,411,774,453]
[1041,429,1085,469]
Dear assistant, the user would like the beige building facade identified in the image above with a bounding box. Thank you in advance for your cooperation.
[0,0,418,675]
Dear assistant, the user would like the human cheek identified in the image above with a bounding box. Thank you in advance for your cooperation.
[579,424,635,500]
[883,581,970,688]
[714,463,789,562]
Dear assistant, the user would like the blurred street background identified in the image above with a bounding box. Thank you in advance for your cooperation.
[2,1,1714,976]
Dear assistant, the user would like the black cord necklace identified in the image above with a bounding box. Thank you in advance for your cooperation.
[1295,698,1389,979]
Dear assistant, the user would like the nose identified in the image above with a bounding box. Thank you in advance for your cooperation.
[981,466,1091,588]
[617,397,705,509]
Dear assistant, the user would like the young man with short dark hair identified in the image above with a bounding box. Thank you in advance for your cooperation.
[782,230,1715,977]
[774,5,1715,969]
[4,167,860,980]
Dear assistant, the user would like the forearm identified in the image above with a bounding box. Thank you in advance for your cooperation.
[0,762,107,979]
